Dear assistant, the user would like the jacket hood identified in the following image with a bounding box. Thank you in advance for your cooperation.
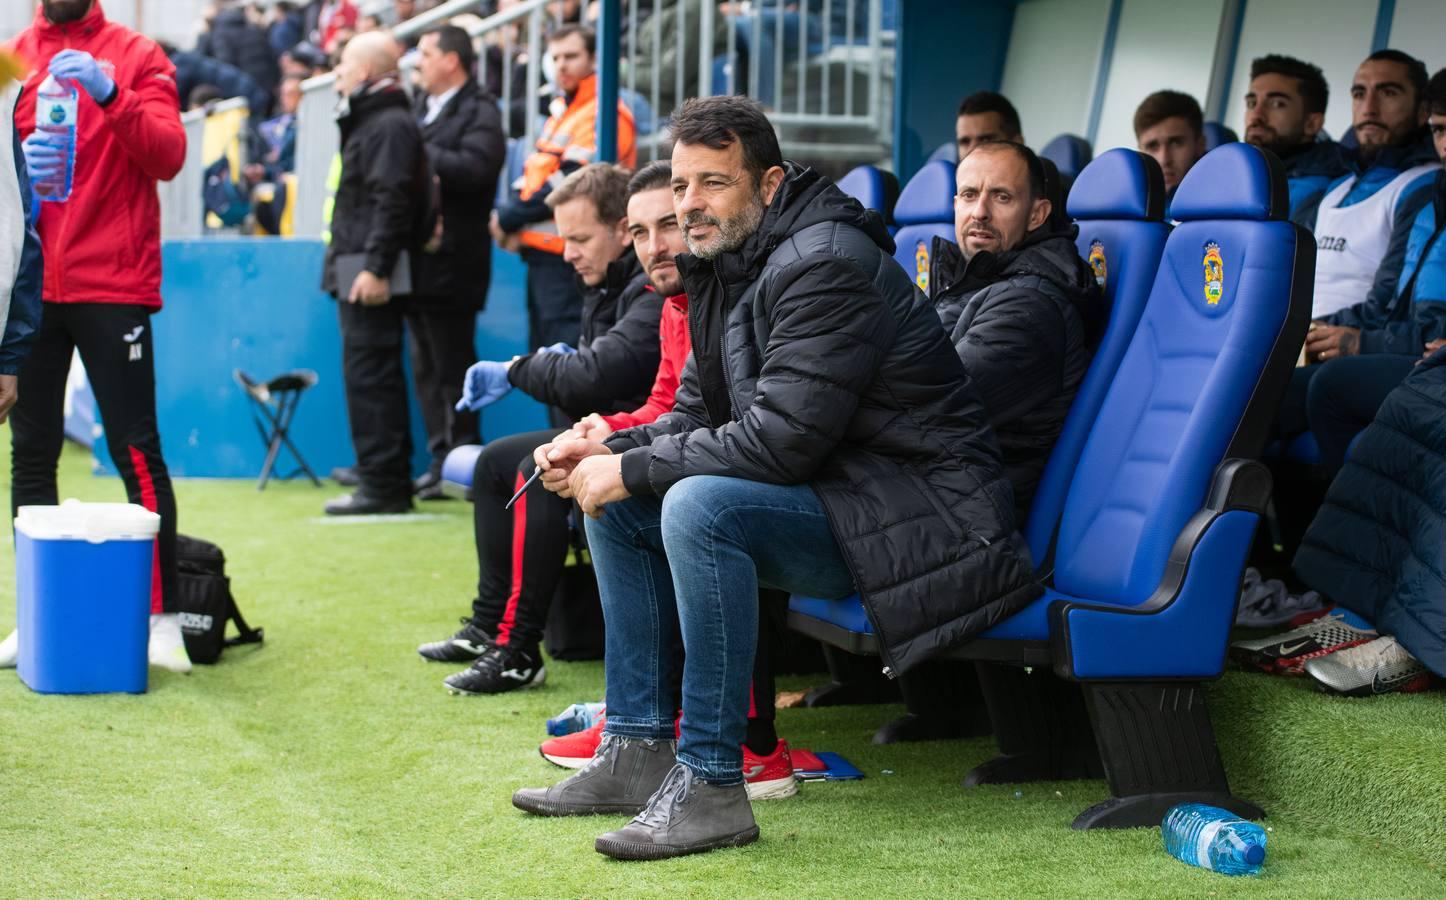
[32,0,107,37]
[1280,139,1351,179]
[579,247,645,298]
[932,226,1105,344]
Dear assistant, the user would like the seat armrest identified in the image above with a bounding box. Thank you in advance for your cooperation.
[1049,459,1270,681]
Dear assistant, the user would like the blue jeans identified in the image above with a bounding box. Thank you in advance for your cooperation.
[584,475,856,784]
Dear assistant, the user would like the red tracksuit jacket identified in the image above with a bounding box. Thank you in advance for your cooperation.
[10,1,185,308]
[602,292,690,431]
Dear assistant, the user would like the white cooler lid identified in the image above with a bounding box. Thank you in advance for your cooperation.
[15,501,162,542]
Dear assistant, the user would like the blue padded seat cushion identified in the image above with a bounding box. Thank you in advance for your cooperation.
[893,160,957,225]
[1040,133,1093,179]
[835,165,899,221]
[1169,142,1288,222]
[1067,148,1166,221]
[441,444,483,489]
[790,593,873,633]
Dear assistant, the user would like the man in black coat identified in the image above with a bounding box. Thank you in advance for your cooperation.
[203,1,280,109]
[883,141,1102,745]
[321,32,431,515]
[513,97,1039,860]
[409,25,506,499]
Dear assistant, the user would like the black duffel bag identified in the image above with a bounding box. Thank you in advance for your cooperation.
[176,534,264,664]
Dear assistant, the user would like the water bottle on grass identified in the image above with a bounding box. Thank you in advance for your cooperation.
[34,74,78,203]
[1162,803,1267,876]
[546,702,605,737]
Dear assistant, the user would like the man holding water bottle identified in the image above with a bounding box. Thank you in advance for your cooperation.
[3,1,190,673]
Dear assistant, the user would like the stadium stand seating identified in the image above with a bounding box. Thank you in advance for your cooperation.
[1203,121,1239,150]
[788,142,1314,829]
[890,160,957,293]
[1039,133,1093,183]
[835,164,902,226]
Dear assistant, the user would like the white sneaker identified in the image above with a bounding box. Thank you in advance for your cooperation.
[149,613,192,674]
[1304,635,1435,696]
[0,629,16,669]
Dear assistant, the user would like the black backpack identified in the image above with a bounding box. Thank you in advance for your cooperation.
[175,534,264,664]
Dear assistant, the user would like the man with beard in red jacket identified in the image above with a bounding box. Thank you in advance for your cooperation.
[7,0,189,673]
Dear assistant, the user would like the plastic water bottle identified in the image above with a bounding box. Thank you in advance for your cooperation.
[33,74,78,203]
[1162,804,1267,876]
[546,702,605,737]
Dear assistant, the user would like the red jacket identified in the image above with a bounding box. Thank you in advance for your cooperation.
[11,2,186,308]
[603,292,690,431]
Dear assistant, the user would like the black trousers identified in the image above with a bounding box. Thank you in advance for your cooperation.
[404,303,479,474]
[1276,355,1420,472]
[523,252,584,430]
[337,299,413,499]
[10,302,178,613]
[470,429,572,649]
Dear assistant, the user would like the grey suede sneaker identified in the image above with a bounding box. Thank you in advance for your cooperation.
[512,734,677,816]
[594,763,760,860]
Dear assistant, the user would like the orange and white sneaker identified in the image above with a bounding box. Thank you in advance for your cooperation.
[540,715,606,769]
[743,739,798,800]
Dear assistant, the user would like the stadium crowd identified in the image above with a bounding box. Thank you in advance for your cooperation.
[3,0,1446,864]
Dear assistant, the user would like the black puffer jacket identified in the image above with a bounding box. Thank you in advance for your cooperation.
[930,229,1101,519]
[203,8,280,102]
[508,251,662,421]
[1294,350,1446,677]
[606,165,1041,674]
[321,80,431,298]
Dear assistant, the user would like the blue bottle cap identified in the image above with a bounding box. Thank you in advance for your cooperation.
[1245,844,1265,866]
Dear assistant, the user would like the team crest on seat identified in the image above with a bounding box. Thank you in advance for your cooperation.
[1088,239,1107,289]
[914,241,930,292]
[1203,241,1224,305]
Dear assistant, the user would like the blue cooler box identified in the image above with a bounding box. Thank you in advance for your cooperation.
[15,502,161,694]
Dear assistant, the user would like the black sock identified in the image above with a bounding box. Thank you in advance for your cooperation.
[744,718,778,756]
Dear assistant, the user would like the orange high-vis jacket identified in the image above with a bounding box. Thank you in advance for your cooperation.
[517,73,636,255]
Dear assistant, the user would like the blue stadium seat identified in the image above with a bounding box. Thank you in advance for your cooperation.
[1203,121,1239,150]
[790,143,1313,829]
[835,165,901,225]
[925,140,957,166]
[440,444,483,500]
[890,160,956,292]
[1039,133,1093,183]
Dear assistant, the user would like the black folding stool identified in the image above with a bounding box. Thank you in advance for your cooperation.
[234,369,322,491]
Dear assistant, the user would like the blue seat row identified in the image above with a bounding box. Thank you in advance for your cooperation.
[788,142,1314,829]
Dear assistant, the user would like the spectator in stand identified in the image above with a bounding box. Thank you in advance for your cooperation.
[6,0,190,673]
[956,91,1024,159]
[513,97,1037,860]
[205,0,281,110]
[257,74,302,174]
[315,0,359,55]
[1243,54,1348,227]
[491,25,637,427]
[1134,90,1207,198]
[165,41,272,119]
[321,32,432,515]
[408,25,506,500]
[1277,67,1446,472]
[280,42,328,79]
[267,2,307,57]
[424,163,662,693]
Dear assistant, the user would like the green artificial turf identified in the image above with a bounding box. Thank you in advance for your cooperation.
[0,440,1443,897]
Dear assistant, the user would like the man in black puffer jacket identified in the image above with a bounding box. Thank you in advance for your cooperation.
[202,1,280,109]
[513,97,1039,860]
[932,140,1102,520]
[883,140,1101,746]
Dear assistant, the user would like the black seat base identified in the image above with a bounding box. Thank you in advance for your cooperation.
[965,662,1102,786]
[1073,790,1266,830]
[803,645,899,707]
[1075,680,1265,830]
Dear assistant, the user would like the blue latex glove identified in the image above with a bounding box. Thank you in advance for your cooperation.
[21,131,66,184]
[538,342,577,355]
[49,50,115,103]
[456,360,513,412]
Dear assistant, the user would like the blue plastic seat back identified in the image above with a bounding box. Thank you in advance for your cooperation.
[1052,143,1297,607]
[1202,122,1238,151]
[891,160,956,292]
[1040,133,1094,181]
[836,164,901,224]
[1023,149,1169,561]
[925,140,958,166]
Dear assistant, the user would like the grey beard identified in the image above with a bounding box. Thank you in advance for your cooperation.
[685,200,766,260]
